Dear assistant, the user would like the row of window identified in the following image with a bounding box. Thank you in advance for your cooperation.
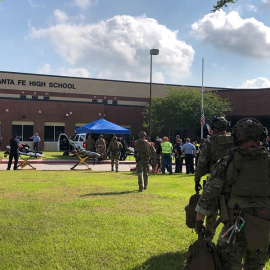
[19,95,118,105]
[12,125,64,142]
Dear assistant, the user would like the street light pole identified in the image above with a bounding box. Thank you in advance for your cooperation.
[149,49,159,140]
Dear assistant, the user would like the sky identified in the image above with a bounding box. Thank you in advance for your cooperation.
[1,0,270,89]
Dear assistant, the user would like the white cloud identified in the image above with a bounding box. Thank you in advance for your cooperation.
[58,67,90,78]
[246,4,257,12]
[74,0,93,9]
[240,77,270,88]
[37,63,51,74]
[29,15,194,83]
[261,0,270,3]
[54,10,68,23]
[191,10,270,59]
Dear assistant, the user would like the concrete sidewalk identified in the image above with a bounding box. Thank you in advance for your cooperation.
[0,159,136,171]
[0,159,184,172]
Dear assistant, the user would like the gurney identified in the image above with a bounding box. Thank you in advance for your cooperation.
[69,140,101,170]
[5,144,45,170]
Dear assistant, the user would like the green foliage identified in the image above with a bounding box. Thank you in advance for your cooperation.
[213,0,236,12]
[143,87,232,135]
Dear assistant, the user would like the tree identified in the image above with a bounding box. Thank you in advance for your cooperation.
[213,0,237,12]
[143,87,232,137]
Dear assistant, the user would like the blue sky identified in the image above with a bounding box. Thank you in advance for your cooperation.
[1,0,270,88]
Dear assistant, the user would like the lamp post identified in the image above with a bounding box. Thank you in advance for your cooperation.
[149,48,159,140]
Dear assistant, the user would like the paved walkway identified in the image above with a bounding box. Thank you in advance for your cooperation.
[0,159,185,172]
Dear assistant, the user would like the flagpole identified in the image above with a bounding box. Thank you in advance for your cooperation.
[201,58,204,139]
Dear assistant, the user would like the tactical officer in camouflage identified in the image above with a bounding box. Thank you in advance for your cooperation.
[194,116,235,240]
[195,116,234,192]
[107,135,122,172]
[195,118,270,270]
[134,131,156,192]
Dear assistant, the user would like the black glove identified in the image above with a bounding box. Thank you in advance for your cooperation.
[195,182,202,193]
[195,220,205,234]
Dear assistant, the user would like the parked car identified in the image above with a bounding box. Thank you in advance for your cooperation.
[57,133,87,154]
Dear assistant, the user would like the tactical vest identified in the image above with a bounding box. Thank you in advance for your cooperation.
[135,140,151,158]
[210,134,234,169]
[227,150,270,197]
[111,141,119,152]
[161,141,172,154]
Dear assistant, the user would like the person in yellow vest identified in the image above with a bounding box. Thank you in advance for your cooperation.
[161,136,173,175]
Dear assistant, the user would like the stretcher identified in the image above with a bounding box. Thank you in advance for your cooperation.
[70,152,92,170]
[5,145,45,170]
[69,139,100,170]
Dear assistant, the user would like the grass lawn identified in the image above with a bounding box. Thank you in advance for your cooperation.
[0,171,269,270]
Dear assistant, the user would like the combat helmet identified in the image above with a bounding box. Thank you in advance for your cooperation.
[210,116,228,130]
[112,135,117,141]
[232,118,268,143]
[138,131,147,138]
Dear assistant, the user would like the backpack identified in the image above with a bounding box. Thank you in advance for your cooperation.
[185,193,201,229]
[183,234,221,270]
[210,134,234,168]
[230,149,270,197]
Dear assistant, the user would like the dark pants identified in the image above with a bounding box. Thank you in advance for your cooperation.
[175,156,183,173]
[185,154,194,174]
[7,151,18,170]
[33,142,39,152]
[120,149,126,160]
[162,153,172,174]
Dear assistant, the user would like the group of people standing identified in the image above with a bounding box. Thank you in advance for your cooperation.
[87,134,127,172]
[151,135,202,175]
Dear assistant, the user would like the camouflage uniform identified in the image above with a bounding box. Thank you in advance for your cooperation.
[107,136,122,172]
[196,118,270,270]
[134,131,156,192]
[195,117,234,240]
[95,135,107,159]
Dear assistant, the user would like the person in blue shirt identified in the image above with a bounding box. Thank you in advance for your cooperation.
[31,132,41,152]
[181,138,196,174]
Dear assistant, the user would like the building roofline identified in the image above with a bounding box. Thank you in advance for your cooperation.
[1,70,270,92]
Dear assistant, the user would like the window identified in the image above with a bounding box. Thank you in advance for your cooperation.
[44,125,65,142]
[12,124,33,141]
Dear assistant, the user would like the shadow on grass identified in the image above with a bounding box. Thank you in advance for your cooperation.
[80,190,138,197]
[132,251,187,270]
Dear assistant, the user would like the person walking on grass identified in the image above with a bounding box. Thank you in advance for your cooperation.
[134,131,155,192]
[195,118,270,270]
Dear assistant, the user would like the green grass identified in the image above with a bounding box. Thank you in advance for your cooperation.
[0,172,269,270]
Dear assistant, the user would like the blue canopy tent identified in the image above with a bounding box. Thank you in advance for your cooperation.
[75,118,130,135]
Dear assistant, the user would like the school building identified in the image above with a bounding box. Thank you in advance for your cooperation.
[0,71,269,151]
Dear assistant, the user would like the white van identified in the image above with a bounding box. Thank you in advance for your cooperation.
[57,133,87,152]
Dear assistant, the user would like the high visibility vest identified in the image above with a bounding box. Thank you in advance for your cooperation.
[161,141,172,154]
